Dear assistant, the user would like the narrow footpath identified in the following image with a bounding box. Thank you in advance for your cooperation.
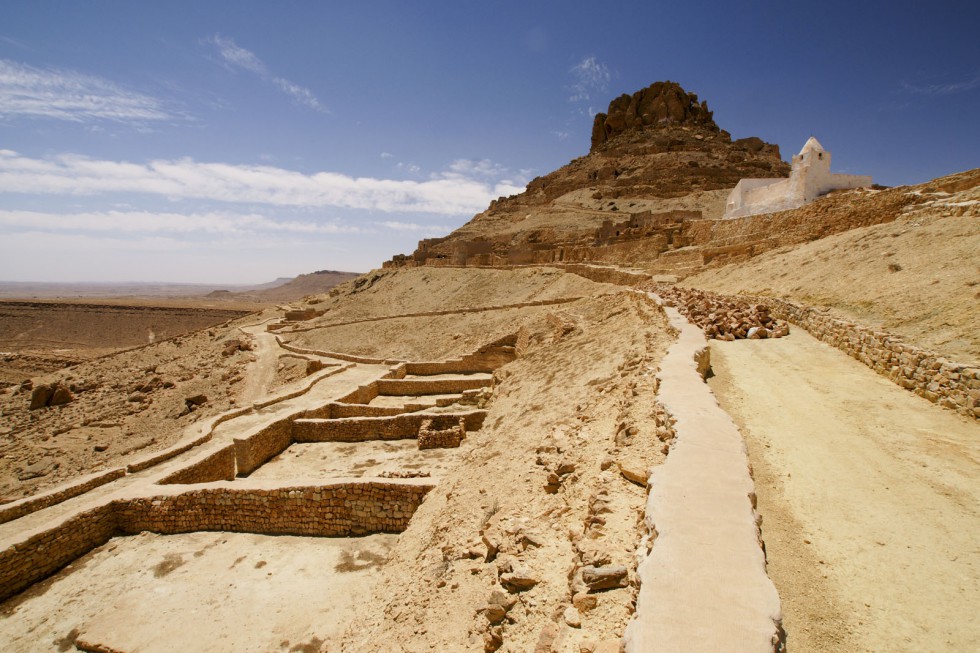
[708,328,980,652]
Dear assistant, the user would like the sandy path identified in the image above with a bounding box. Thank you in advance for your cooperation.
[238,323,283,404]
[707,329,980,652]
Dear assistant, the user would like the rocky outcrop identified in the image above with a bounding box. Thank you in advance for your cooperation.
[591,81,717,150]
[385,81,790,272]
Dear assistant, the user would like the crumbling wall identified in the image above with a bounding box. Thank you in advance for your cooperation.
[417,417,466,449]
[293,411,487,443]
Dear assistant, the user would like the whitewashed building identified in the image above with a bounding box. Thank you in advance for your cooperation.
[723,137,872,219]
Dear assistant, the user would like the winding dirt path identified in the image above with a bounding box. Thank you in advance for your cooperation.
[707,329,980,652]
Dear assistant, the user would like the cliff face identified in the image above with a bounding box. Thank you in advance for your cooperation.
[386,81,792,271]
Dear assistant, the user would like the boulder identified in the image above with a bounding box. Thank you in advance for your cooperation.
[581,565,629,592]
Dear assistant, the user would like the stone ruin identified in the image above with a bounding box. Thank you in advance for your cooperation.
[417,417,467,450]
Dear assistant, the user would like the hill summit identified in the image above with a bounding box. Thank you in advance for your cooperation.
[386,81,792,272]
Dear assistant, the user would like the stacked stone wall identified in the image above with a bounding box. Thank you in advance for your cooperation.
[0,504,117,602]
[304,402,407,419]
[0,468,125,525]
[757,297,979,419]
[115,481,433,538]
[417,418,466,449]
[233,419,294,476]
[336,382,381,405]
[0,480,434,603]
[293,411,487,443]
[157,444,237,485]
[376,377,491,396]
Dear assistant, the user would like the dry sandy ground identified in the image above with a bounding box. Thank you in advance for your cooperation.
[0,530,397,652]
[0,311,273,501]
[685,188,980,363]
[707,330,980,652]
[342,291,675,652]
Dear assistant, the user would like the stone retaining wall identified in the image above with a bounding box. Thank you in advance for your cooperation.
[376,377,492,396]
[116,480,434,538]
[0,467,125,525]
[304,402,407,419]
[0,479,433,603]
[233,419,294,476]
[757,297,979,419]
[157,444,237,485]
[293,411,487,443]
[0,503,117,603]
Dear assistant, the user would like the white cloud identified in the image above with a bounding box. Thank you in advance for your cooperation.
[206,34,327,113]
[0,59,175,123]
[568,56,610,103]
[0,151,527,215]
[380,152,394,159]
[0,209,367,236]
[379,220,453,234]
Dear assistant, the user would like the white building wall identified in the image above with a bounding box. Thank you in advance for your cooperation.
[723,137,871,219]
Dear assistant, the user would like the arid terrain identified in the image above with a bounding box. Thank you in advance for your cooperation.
[0,82,976,653]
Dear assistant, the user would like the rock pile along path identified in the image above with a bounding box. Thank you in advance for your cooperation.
[708,328,980,653]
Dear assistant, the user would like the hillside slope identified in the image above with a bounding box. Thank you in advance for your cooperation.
[684,169,980,362]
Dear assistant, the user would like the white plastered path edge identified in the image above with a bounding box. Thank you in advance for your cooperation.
[623,298,784,652]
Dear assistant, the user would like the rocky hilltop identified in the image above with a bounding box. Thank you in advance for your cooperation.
[386,81,792,272]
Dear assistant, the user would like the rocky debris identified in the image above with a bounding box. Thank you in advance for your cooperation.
[376,470,431,479]
[28,382,73,410]
[581,565,629,592]
[17,456,58,480]
[591,80,718,151]
[647,282,790,340]
[498,558,539,593]
[179,394,208,416]
[222,337,254,357]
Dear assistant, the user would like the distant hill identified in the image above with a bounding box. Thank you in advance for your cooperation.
[231,269,362,303]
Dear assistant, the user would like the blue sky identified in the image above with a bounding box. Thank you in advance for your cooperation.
[1,1,977,283]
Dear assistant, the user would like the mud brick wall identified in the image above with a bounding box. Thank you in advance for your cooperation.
[115,481,434,538]
[158,444,237,485]
[293,410,487,443]
[758,297,979,419]
[0,467,125,525]
[233,419,294,476]
[561,263,649,287]
[0,504,117,602]
[376,377,491,396]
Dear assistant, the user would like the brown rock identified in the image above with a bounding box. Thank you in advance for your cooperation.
[581,565,629,592]
[29,384,54,410]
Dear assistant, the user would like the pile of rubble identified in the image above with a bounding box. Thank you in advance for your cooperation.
[645,283,790,341]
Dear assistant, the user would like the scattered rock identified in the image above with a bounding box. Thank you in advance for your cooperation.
[581,565,629,592]
[563,606,582,628]
[617,460,648,487]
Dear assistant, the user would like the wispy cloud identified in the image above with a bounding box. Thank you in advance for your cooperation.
[568,56,610,103]
[0,209,366,236]
[0,150,526,215]
[378,220,453,235]
[206,34,327,113]
[0,59,175,123]
[900,72,980,96]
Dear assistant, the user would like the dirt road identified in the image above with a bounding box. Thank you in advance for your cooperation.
[707,329,980,652]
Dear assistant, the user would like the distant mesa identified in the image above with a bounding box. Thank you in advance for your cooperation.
[723,136,872,219]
